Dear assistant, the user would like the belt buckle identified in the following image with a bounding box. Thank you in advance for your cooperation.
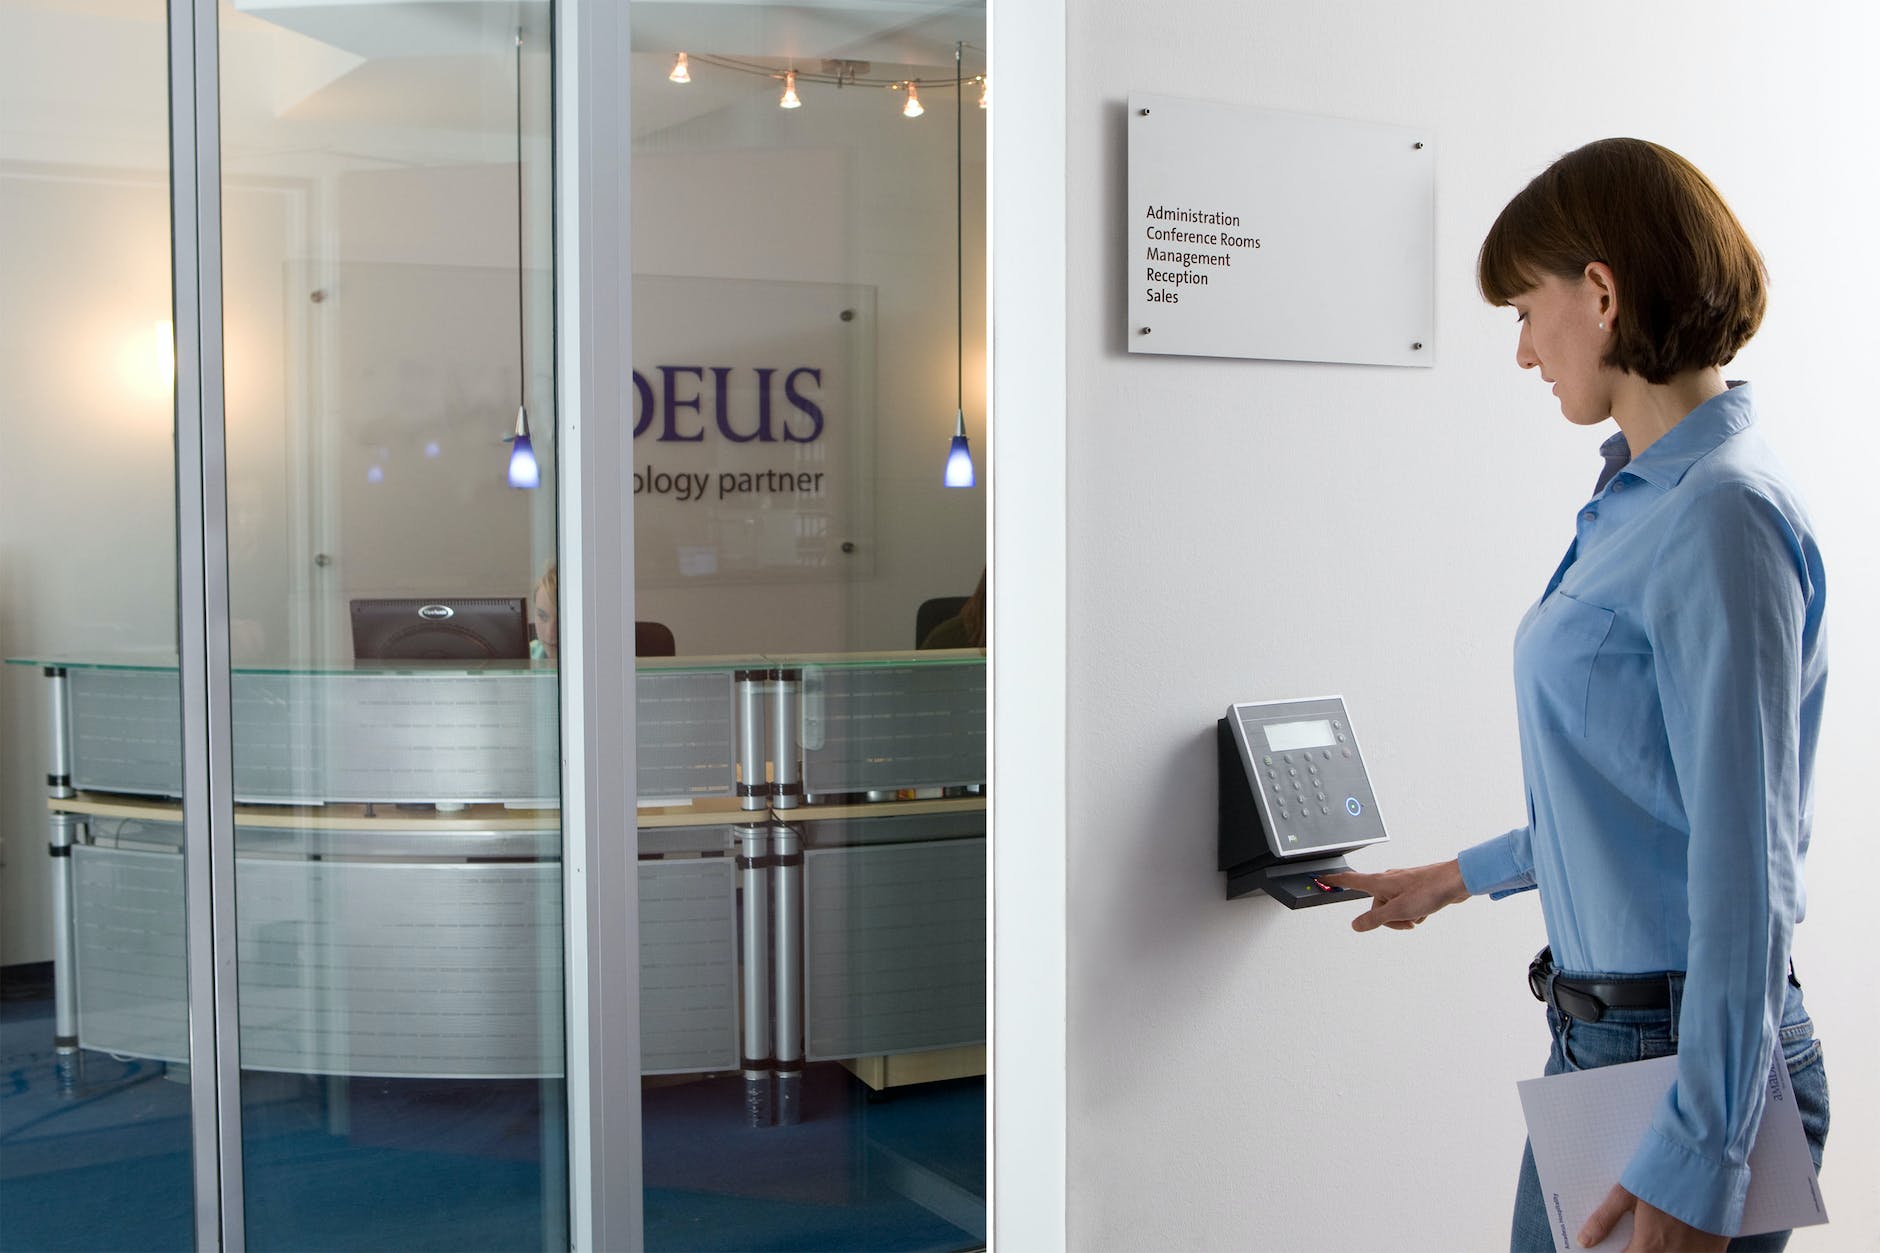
[1527,949,1607,1023]
[1553,983,1608,1023]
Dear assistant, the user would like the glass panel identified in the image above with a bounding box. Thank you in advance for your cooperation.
[0,2,195,1248]
[630,5,989,1248]
[214,3,566,1247]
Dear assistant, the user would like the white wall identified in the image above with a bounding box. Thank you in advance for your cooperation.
[1062,2,1879,1249]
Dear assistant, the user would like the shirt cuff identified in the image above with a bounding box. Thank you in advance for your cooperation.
[1456,831,1536,899]
[1620,1125,1751,1238]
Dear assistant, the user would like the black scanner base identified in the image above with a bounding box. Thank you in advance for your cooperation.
[1225,856,1366,908]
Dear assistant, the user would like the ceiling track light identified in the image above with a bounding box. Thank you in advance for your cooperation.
[673,52,986,105]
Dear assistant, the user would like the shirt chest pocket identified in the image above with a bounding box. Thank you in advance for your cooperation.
[1516,590,1616,738]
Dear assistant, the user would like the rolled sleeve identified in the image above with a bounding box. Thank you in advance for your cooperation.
[1623,483,1810,1235]
[1458,826,1536,899]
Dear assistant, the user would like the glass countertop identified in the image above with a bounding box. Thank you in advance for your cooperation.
[6,649,985,676]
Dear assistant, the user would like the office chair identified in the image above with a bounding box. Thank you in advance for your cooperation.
[914,597,969,647]
[636,621,677,657]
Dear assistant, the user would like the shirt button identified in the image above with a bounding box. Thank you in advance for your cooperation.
[1581,510,1596,521]
[1612,480,1625,492]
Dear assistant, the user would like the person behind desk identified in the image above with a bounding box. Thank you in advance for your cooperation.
[530,560,557,660]
[1325,139,1829,1252]
[919,570,987,649]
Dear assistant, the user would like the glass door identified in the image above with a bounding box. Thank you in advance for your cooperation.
[627,5,990,1249]
[209,1,568,1247]
[0,2,199,1247]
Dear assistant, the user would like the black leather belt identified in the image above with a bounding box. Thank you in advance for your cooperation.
[1528,946,1679,1023]
[1528,946,1804,1023]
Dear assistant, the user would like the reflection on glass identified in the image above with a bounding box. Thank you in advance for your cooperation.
[215,2,566,1247]
[631,6,989,1249]
[0,3,194,1249]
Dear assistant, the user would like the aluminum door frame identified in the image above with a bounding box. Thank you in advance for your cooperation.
[169,1,244,1245]
[165,0,642,1247]
[557,0,642,1249]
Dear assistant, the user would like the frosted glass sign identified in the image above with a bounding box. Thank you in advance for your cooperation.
[1127,94,1434,367]
[631,275,876,586]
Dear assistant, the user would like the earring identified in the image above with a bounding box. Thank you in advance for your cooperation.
[1598,321,1606,330]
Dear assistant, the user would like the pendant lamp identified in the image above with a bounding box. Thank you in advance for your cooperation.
[507,28,539,489]
[943,42,975,488]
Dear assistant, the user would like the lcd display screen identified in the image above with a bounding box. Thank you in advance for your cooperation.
[1261,718,1336,752]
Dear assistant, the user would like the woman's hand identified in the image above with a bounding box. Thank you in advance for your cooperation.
[1320,859,1469,932]
[1578,1183,1728,1251]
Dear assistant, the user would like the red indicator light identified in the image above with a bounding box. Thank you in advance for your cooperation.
[1312,877,1334,892]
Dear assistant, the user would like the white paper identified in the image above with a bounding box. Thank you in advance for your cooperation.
[1517,1053,1826,1252]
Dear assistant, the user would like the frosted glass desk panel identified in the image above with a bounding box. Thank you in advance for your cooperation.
[25,659,742,805]
[68,813,741,1078]
[796,655,986,794]
[18,653,983,803]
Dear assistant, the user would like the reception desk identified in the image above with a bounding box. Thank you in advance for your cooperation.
[12,653,986,1106]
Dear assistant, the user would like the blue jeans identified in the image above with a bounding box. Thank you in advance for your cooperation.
[1510,979,1829,1252]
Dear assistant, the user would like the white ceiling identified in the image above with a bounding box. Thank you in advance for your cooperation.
[236,0,983,64]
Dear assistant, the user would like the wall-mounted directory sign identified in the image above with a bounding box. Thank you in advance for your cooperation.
[1127,94,1434,367]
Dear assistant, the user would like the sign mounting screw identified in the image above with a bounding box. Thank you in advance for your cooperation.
[1139,108,1150,116]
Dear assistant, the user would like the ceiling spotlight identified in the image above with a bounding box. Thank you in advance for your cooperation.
[780,68,801,109]
[669,52,691,84]
[902,82,924,118]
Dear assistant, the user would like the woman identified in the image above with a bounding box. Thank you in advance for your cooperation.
[919,569,988,649]
[530,559,557,659]
[1327,138,1829,1252]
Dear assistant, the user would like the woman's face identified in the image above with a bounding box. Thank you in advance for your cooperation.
[1509,269,1616,427]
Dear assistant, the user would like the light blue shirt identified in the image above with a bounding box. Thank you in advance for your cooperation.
[1459,384,1827,1236]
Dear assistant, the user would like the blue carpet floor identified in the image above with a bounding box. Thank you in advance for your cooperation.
[1,983,983,1252]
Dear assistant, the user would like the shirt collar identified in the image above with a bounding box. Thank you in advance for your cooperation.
[1603,380,1754,491]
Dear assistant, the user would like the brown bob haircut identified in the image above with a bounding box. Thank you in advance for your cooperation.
[1478,138,1766,384]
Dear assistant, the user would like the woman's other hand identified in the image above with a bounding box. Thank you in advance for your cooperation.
[1577,1183,1729,1251]
[1320,859,1469,933]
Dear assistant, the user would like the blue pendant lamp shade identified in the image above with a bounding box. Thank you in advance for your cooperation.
[943,41,976,488]
[944,409,975,487]
[508,404,539,488]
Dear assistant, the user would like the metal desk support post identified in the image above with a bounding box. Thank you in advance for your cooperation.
[736,671,769,813]
[770,669,801,813]
[771,820,804,1125]
[738,822,774,1126]
[768,669,805,1121]
[45,668,80,1090]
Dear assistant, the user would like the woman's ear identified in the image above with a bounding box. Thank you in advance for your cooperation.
[1584,260,1618,327]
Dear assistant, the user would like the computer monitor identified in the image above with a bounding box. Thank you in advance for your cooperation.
[350,597,529,661]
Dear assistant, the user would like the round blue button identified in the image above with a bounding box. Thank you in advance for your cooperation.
[1345,797,1363,816]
